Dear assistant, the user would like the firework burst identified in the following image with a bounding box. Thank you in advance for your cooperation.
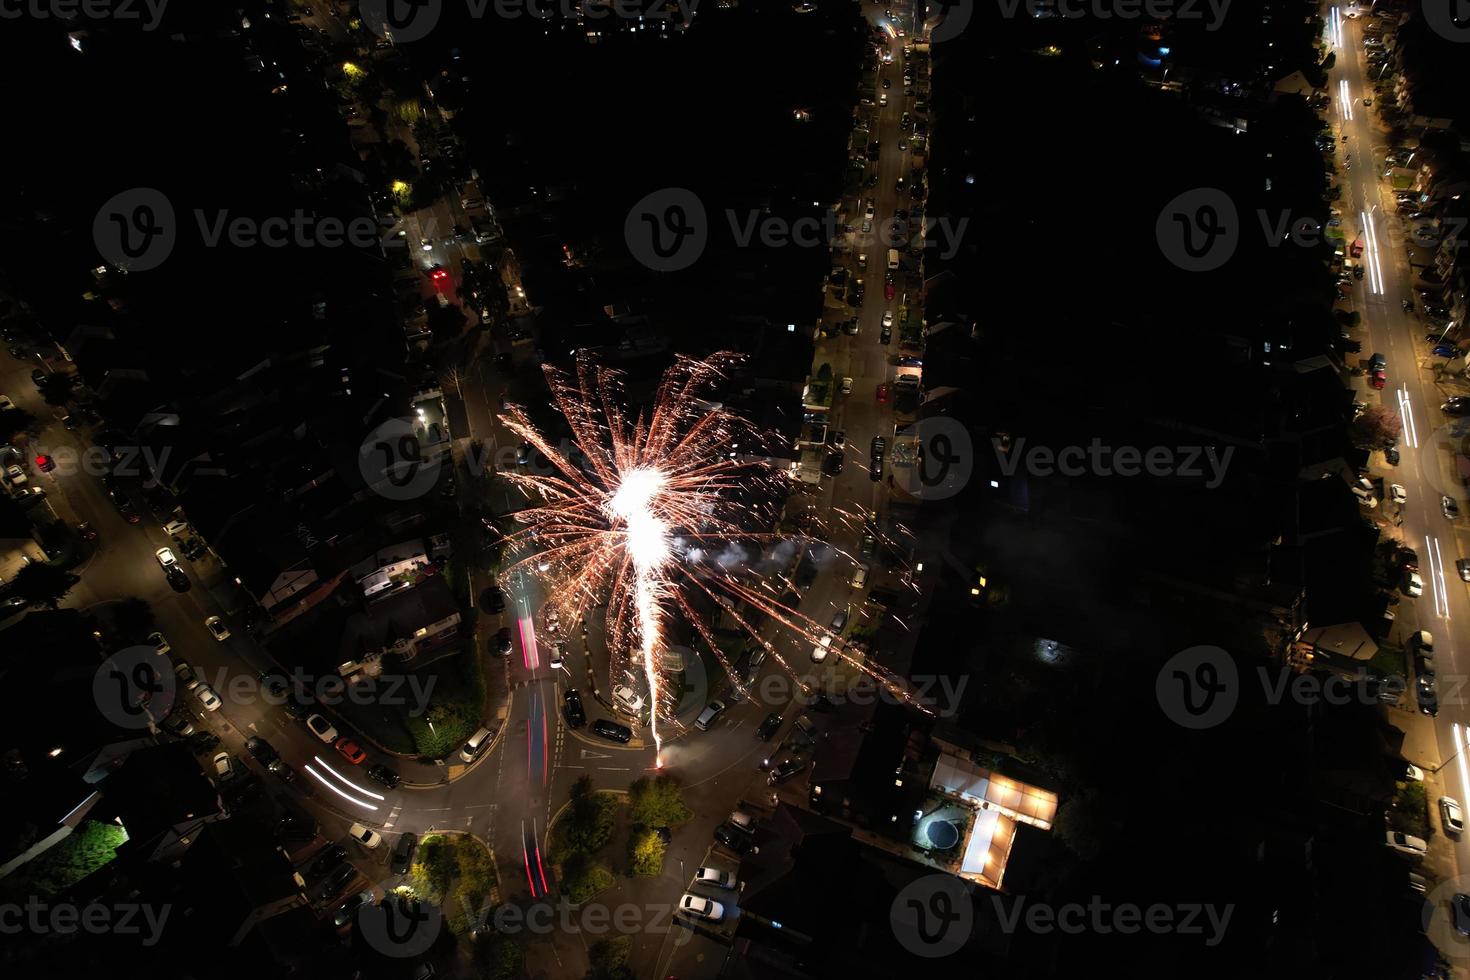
[497,352,928,758]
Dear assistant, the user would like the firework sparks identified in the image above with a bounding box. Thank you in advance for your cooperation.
[497,352,931,754]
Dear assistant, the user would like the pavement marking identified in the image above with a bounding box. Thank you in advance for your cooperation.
[596,766,630,771]
[579,749,612,759]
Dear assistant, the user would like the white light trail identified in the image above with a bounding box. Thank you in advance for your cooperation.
[1360,209,1385,295]
[1338,79,1353,121]
[1397,387,1419,448]
[305,763,381,810]
[1427,535,1451,621]
[1330,7,1342,49]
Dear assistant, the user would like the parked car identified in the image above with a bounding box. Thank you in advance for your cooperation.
[391,832,418,874]
[460,726,494,762]
[204,616,230,641]
[1442,797,1464,836]
[591,718,633,743]
[195,684,222,712]
[367,764,401,789]
[348,823,382,849]
[756,712,783,741]
[694,700,727,731]
[159,709,195,737]
[563,689,587,728]
[1404,572,1424,598]
[695,866,736,889]
[174,660,200,691]
[335,737,367,765]
[334,890,374,928]
[679,893,725,922]
[306,714,339,743]
[1445,496,1461,520]
[768,758,810,785]
[1458,558,1470,583]
[495,626,513,655]
[309,844,349,878]
[146,631,170,655]
[713,824,753,854]
[1385,831,1428,858]
[246,735,280,767]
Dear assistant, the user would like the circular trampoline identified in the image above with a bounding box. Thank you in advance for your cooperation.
[924,818,960,850]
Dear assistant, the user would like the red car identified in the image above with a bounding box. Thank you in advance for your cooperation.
[876,383,889,404]
[334,737,367,765]
[1371,369,1387,390]
[884,277,895,300]
[429,264,449,284]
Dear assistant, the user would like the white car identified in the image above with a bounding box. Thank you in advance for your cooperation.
[147,631,170,655]
[204,615,231,641]
[812,634,833,663]
[864,200,875,221]
[679,893,725,922]
[306,713,339,743]
[1405,572,1424,598]
[879,93,888,106]
[550,641,566,671]
[882,311,894,329]
[0,395,12,411]
[695,866,736,889]
[613,685,645,714]
[213,752,232,777]
[4,464,26,487]
[1390,484,1407,505]
[196,684,222,712]
[1385,831,1428,857]
[851,564,870,589]
[1413,630,1434,656]
[1404,764,1425,782]
[155,547,178,569]
[349,823,383,848]
[1443,797,1464,836]
[840,376,853,394]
